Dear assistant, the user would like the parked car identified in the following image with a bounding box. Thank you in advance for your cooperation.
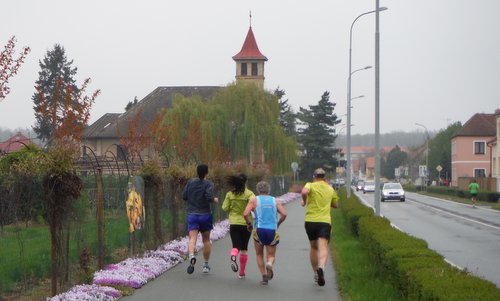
[380,182,405,202]
[362,181,375,193]
[356,180,364,191]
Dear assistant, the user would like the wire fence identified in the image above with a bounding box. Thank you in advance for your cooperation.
[0,173,291,296]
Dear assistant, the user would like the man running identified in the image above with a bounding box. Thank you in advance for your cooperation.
[243,181,287,285]
[301,168,338,286]
[469,179,479,208]
[182,164,218,274]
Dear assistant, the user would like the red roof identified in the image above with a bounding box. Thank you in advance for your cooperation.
[453,112,496,137]
[232,27,267,61]
[0,132,34,153]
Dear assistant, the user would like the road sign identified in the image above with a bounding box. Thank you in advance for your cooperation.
[419,165,428,177]
[436,165,442,172]
[291,162,298,172]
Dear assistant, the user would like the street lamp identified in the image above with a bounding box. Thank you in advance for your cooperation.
[349,95,365,107]
[415,123,429,191]
[347,7,387,198]
[374,3,388,216]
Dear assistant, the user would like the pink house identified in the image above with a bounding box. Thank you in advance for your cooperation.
[488,109,500,192]
[451,112,497,187]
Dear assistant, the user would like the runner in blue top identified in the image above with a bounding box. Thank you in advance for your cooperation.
[243,181,287,285]
[182,164,219,275]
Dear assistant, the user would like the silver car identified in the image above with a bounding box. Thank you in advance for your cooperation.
[362,181,375,194]
[381,182,405,202]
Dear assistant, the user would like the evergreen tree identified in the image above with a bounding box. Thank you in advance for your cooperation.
[32,44,78,145]
[428,122,462,181]
[296,91,341,177]
[381,145,408,179]
[274,87,296,136]
[125,96,138,111]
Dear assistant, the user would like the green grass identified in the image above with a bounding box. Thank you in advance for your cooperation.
[417,191,500,210]
[0,208,188,297]
[0,216,129,295]
[330,208,404,301]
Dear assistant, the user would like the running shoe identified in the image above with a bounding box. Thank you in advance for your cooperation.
[202,263,211,274]
[260,274,269,285]
[230,255,239,272]
[314,273,319,283]
[265,263,274,279]
[238,272,245,279]
[316,267,325,286]
[187,257,196,274]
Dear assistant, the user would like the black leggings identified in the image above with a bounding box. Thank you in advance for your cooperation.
[229,224,252,251]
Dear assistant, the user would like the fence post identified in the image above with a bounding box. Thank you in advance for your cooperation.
[97,168,104,269]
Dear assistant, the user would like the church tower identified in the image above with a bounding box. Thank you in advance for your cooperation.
[232,24,267,89]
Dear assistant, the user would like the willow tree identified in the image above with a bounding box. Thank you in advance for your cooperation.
[154,82,297,173]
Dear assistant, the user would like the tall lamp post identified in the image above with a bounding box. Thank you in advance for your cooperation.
[415,123,429,190]
[347,67,370,197]
[374,2,388,216]
[347,6,387,199]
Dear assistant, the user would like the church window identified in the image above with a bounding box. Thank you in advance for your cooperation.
[252,63,258,76]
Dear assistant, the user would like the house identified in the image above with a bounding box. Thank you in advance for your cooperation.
[0,132,36,154]
[342,146,400,180]
[451,112,497,188]
[82,25,268,161]
[487,109,500,192]
[82,87,221,159]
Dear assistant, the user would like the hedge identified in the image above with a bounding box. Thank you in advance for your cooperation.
[340,191,500,301]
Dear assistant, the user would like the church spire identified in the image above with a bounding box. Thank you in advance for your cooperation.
[233,18,267,89]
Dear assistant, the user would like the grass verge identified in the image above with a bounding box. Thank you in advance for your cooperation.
[330,207,404,301]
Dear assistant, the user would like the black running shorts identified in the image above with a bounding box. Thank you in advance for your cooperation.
[304,222,331,241]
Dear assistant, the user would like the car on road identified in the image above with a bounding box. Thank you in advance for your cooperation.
[356,180,364,191]
[381,182,405,202]
[362,181,375,193]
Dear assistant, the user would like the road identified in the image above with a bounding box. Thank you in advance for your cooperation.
[121,199,342,301]
[355,189,500,287]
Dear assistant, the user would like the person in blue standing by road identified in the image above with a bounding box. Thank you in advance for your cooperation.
[182,164,219,274]
[243,181,287,285]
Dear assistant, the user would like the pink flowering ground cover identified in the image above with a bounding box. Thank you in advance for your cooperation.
[47,192,300,301]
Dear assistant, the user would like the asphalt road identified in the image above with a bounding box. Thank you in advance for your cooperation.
[121,199,342,301]
[356,189,500,287]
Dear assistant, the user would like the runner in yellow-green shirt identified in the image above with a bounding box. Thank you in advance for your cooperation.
[300,168,339,287]
[222,173,255,278]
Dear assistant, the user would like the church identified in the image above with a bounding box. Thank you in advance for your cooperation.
[82,25,268,161]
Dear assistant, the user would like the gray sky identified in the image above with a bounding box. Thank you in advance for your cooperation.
[1,0,499,135]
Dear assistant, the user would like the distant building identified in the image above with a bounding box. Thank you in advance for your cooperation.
[0,132,36,154]
[451,112,497,188]
[340,146,397,180]
[82,25,268,163]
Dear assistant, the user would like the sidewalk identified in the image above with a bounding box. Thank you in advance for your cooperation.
[121,199,342,301]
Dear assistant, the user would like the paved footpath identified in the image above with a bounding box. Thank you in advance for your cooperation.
[122,199,343,301]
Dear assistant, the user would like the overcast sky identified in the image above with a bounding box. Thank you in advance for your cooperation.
[1,0,499,135]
